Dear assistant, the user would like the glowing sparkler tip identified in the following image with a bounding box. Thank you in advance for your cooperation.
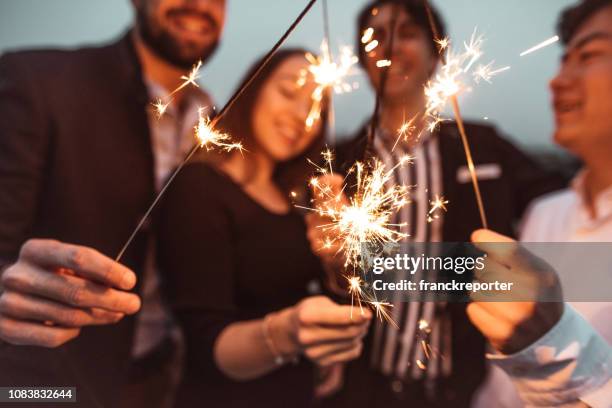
[428,194,449,215]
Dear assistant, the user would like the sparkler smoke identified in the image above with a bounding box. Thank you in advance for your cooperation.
[423,0,491,229]
[520,35,560,57]
[116,0,320,262]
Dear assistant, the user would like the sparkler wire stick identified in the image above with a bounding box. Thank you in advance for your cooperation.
[423,0,489,229]
[116,0,319,262]
[321,0,337,144]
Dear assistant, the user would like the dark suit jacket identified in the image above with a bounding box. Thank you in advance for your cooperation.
[323,122,566,407]
[0,33,154,407]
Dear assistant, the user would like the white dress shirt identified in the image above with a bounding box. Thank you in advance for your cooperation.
[473,170,612,407]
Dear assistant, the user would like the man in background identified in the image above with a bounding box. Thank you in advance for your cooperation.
[472,1,612,406]
[0,0,225,406]
[307,0,565,406]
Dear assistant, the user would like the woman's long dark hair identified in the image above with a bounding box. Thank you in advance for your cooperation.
[207,48,329,197]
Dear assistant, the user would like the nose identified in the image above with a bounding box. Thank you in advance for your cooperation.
[550,62,574,94]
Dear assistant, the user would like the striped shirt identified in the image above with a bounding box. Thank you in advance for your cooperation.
[370,128,453,389]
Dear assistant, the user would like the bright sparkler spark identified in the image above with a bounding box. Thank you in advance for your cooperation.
[427,194,449,222]
[346,275,365,317]
[473,62,511,84]
[367,300,398,328]
[172,60,202,96]
[151,60,202,118]
[391,115,418,151]
[152,97,172,118]
[424,29,510,131]
[194,108,244,152]
[303,40,359,130]
[435,37,450,52]
[306,157,411,269]
[519,35,560,57]
[376,59,392,68]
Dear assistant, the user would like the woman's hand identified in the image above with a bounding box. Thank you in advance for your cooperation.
[269,296,371,367]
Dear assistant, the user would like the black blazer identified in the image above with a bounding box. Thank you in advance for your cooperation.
[0,33,154,407]
[325,122,566,407]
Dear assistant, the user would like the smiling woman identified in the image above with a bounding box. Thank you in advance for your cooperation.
[156,48,371,408]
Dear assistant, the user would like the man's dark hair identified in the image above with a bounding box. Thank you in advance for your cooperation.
[558,0,612,44]
[356,0,447,65]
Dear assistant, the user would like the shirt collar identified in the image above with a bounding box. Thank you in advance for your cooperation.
[570,169,612,226]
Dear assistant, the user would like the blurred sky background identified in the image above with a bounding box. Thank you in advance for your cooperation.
[0,0,577,150]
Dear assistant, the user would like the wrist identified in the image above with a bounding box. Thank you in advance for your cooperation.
[266,308,300,358]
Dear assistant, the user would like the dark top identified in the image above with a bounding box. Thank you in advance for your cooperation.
[156,161,326,408]
[0,33,153,407]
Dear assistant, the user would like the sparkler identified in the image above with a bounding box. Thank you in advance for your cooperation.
[423,0,499,229]
[520,35,560,57]
[303,41,358,131]
[305,156,412,269]
[302,150,413,326]
[116,0,320,262]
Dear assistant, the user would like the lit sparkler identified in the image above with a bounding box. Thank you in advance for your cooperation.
[194,108,244,152]
[422,26,502,229]
[303,40,359,130]
[305,156,412,269]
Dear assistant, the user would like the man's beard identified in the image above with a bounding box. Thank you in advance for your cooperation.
[136,9,220,70]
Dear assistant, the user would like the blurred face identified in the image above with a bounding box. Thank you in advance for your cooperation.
[550,6,612,158]
[251,55,323,162]
[132,0,226,69]
[361,4,438,101]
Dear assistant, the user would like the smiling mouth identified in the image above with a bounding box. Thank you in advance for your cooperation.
[555,101,582,114]
[168,10,215,36]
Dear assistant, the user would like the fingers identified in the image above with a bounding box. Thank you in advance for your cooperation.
[297,322,368,346]
[471,230,547,273]
[298,297,371,326]
[0,315,80,348]
[314,364,344,398]
[19,239,136,290]
[0,290,125,327]
[316,342,363,367]
[2,264,141,314]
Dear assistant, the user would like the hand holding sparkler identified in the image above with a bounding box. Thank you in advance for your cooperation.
[265,296,371,368]
[0,239,141,347]
[468,229,562,354]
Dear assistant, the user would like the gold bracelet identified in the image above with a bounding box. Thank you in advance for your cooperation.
[262,313,286,366]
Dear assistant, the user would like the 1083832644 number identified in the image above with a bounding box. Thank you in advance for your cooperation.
[0,387,76,402]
